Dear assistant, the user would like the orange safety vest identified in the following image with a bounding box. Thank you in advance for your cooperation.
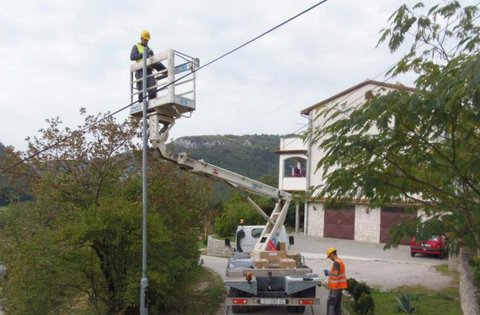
[328,258,347,290]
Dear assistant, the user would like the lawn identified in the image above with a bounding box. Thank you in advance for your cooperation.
[344,264,461,315]
[369,285,461,315]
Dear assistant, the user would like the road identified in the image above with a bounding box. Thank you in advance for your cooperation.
[203,234,455,315]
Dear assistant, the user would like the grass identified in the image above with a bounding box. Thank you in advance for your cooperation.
[197,240,207,249]
[435,264,458,279]
[343,265,461,315]
[369,286,461,315]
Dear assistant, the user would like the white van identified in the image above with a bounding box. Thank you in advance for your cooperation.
[234,225,291,253]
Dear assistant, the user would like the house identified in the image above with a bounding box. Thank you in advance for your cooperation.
[277,79,418,244]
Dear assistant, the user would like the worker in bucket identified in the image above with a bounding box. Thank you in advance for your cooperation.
[130,30,166,102]
[324,247,347,315]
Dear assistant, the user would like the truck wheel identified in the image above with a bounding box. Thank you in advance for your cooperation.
[288,287,315,313]
[232,305,249,314]
[287,306,305,313]
[229,288,249,313]
[439,250,445,259]
[410,251,415,257]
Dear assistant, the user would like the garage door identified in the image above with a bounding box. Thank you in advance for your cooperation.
[380,207,417,244]
[324,206,355,240]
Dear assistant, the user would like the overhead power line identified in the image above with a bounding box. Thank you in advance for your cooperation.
[190,1,329,75]
[0,0,330,174]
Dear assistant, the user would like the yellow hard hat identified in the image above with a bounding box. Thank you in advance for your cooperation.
[141,30,151,40]
[326,247,337,258]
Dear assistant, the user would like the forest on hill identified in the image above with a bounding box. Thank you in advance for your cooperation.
[168,134,286,180]
[0,134,291,205]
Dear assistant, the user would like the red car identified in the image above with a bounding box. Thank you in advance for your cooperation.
[410,235,447,259]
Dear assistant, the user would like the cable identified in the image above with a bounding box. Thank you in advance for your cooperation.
[149,0,330,96]
[190,1,329,76]
[0,0,330,174]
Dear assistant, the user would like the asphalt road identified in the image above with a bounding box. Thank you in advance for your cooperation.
[203,233,454,315]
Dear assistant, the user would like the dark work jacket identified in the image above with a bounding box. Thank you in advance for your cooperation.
[130,43,166,77]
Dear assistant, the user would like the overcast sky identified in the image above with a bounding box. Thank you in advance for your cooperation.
[0,0,471,151]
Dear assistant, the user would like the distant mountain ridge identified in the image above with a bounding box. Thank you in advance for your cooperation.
[167,134,286,180]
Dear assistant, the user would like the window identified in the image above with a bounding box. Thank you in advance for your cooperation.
[283,157,307,178]
[251,228,264,238]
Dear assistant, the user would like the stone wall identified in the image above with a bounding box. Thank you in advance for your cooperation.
[448,251,460,273]
[307,203,324,237]
[354,206,380,243]
[207,235,234,257]
[457,248,480,315]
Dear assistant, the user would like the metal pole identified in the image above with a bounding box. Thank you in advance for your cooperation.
[140,46,149,315]
[295,202,300,233]
[304,116,313,236]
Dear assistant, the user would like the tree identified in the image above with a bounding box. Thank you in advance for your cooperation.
[0,110,214,314]
[0,143,33,205]
[308,1,480,253]
[0,142,6,205]
[214,193,265,236]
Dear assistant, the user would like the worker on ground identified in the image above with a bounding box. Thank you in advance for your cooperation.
[130,30,166,102]
[324,247,347,315]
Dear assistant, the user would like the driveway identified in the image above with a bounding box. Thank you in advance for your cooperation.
[291,232,453,290]
[203,233,456,315]
[291,232,446,265]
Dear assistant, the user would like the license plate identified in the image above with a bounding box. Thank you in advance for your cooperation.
[259,298,286,305]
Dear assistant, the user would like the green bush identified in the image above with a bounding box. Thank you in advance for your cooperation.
[214,193,264,236]
[346,278,358,295]
[345,278,375,315]
[471,255,480,288]
[353,292,375,315]
[352,281,371,302]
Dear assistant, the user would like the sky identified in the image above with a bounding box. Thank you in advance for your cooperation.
[0,0,466,151]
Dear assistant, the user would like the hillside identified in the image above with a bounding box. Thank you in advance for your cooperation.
[167,134,284,180]
[0,135,286,204]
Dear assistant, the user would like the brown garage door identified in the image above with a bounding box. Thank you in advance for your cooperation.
[380,207,416,244]
[324,206,355,240]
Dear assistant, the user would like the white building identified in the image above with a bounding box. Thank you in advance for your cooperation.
[278,80,418,244]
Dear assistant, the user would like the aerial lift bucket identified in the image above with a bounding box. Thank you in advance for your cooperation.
[129,49,199,143]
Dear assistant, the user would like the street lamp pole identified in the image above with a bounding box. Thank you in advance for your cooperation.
[140,47,149,315]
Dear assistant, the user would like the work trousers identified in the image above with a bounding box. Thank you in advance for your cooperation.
[135,71,157,102]
[327,289,342,315]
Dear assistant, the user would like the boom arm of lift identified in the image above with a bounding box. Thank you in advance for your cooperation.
[148,114,291,254]
[130,49,291,254]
